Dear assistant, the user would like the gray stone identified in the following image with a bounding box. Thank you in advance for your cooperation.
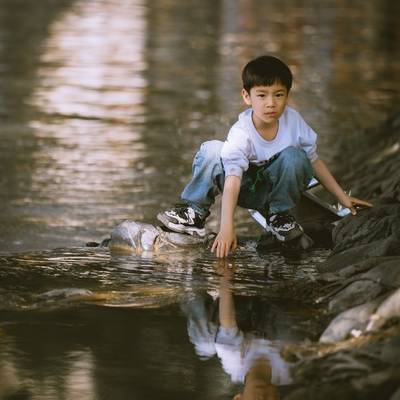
[332,202,400,255]
[318,258,400,313]
[320,298,383,343]
[327,281,383,314]
[390,387,400,400]
[367,288,400,332]
[109,220,210,254]
[318,237,400,274]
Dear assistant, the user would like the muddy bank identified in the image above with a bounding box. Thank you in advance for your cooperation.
[284,110,400,399]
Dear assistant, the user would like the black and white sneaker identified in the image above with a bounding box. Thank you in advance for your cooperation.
[265,212,303,242]
[157,205,209,238]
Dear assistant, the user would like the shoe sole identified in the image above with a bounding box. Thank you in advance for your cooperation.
[265,222,304,242]
[157,213,206,238]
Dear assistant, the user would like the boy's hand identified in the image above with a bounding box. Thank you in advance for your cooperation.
[339,194,373,215]
[211,226,237,258]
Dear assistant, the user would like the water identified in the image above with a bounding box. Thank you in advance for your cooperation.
[0,246,326,399]
[0,0,399,398]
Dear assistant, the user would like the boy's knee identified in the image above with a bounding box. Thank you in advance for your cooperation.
[198,140,223,160]
[279,146,309,168]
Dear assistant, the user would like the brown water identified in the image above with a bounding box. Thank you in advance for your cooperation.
[0,0,399,398]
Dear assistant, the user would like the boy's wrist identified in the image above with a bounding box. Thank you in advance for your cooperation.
[219,219,235,232]
[336,191,349,204]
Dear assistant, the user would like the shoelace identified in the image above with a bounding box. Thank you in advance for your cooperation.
[269,213,295,227]
[171,204,194,219]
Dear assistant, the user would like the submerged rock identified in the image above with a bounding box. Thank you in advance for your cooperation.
[37,288,94,300]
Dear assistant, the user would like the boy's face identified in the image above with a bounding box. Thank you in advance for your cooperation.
[242,82,288,128]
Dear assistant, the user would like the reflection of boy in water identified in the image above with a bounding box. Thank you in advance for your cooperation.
[181,261,291,399]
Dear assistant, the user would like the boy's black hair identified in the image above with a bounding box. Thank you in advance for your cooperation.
[242,55,293,93]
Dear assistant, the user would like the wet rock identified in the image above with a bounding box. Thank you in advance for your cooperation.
[108,220,211,254]
[367,288,400,332]
[317,257,400,314]
[37,288,93,300]
[318,202,400,275]
[390,387,400,400]
[110,220,160,253]
[318,236,400,274]
[318,256,398,282]
[327,281,383,314]
[257,231,314,252]
[332,201,400,255]
[285,110,400,399]
[319,298,383,343]
[334,109,400,203]
[286,332,400,400]
[283,384,355,400]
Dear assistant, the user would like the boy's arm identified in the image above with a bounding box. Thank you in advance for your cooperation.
[312,158,373,214]
[211,175,241,258]
[217,260,238,329]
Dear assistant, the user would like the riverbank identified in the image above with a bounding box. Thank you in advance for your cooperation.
[283,110,400,399]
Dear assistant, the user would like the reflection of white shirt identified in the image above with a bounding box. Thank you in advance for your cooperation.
[215,327,292,385]
[221,106,318,178]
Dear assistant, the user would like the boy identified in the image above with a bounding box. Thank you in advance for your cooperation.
[157,55,372,258]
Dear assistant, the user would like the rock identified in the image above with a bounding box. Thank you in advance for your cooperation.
[319,298,383,343]
[37,288,93,300]
[390,387,400,400]
[317,201,400,274]
[283,384,355,400]
[367,288,400,332]
[327,281,382,314]
[284,110,400,399]
[334,109,400,203]
[317,257,400,313]
[108,220,210,254]
[318,236,400,274]
[318,257,399,282]
[286,333,400,400]
[332,201,400,255]
[110,220,160,253]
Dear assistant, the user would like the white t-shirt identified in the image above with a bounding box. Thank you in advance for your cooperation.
[215,326,292,385]
[221,106,318,178]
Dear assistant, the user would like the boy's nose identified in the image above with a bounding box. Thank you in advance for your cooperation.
[265,98,275,107]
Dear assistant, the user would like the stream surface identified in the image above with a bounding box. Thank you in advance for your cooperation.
[0,0,399,398]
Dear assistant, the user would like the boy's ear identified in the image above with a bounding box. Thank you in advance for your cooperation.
[233,394,242,400]
[241,89,252,106]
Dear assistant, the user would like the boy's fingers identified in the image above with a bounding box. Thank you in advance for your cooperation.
[217,242,223,258]
[217,242,228,258]
[211,239,217,252]
[212,236,221,253]
[214,239,238,258]
[351,197,373,207]
[358,200,373,207]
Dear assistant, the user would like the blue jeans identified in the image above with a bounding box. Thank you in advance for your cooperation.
[181,140,314,217]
